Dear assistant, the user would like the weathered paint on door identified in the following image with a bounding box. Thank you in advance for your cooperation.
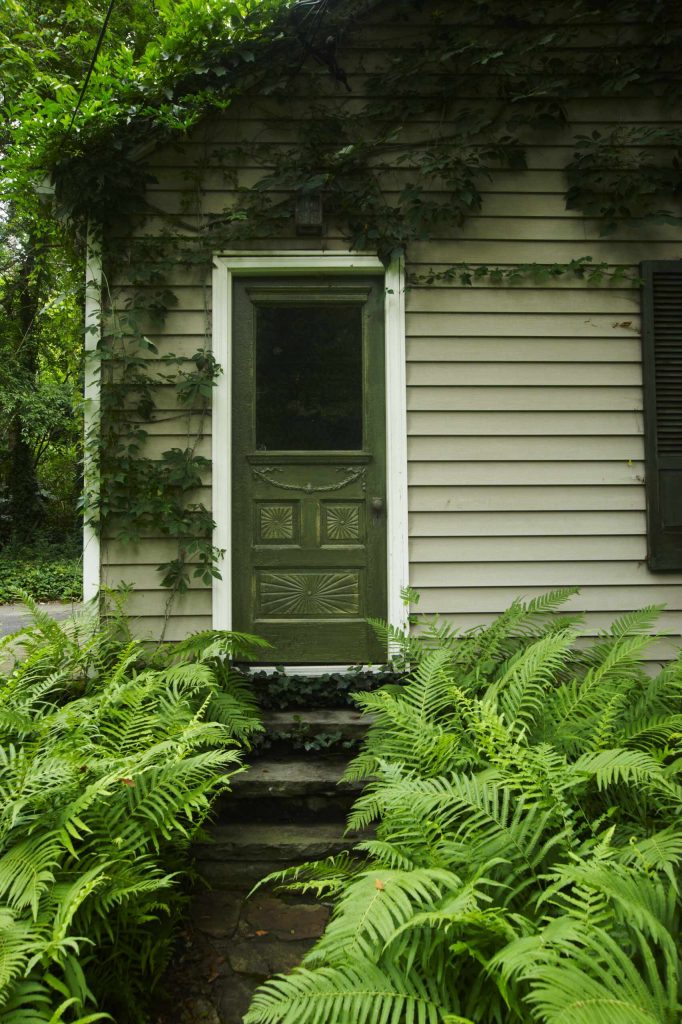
[232,276,387,663]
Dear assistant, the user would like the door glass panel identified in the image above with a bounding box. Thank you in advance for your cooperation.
[255,304,363,450]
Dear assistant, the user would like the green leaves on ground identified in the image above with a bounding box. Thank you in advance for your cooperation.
[0,545,82,603]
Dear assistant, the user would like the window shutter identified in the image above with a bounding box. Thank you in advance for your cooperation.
[641,260,682,571]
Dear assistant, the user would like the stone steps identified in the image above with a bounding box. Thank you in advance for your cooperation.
[229,755,362,799]
[260,707,371,740]
[164,699,376,1022]
[196,820,369,887]
[199,821,360,862]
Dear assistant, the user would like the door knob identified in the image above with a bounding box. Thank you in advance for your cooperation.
[370,496,385,514]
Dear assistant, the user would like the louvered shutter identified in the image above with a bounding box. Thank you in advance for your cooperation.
[641,260,682,570]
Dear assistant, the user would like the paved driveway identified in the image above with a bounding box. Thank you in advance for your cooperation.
[0,602,83,638]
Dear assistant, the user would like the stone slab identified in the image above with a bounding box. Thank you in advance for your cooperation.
[261,708,372,739]
[196,821,355,861]
[229,757,363,798]
[226,937,315,977]
[197,859,295,888]
[189,890,242,939]
[216,974,258,1024]
[239,894,330,941]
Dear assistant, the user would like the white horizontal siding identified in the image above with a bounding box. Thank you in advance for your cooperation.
[408,387,642,411]
[409,486,644,512]
[409,511,646,536]
[408,411,643,435]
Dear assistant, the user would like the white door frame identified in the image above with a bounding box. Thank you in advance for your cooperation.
[211,251,409,642]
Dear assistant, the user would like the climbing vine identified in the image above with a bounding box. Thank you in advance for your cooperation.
[8,0,682,619]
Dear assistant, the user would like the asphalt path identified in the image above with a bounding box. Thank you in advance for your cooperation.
[0,601,83,638]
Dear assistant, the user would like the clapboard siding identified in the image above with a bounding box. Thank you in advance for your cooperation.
[122,616,214,642]
[409,486,644,512]
[412,562,682,587]
[408,412,643,435]
[407,437,642,460]
[405,316,639,338]
[103,9,682,645]
[407,364,640,385]
[408,387,642,411]
[409,463,642,486]
[409,511,646,536]
[408,340,641,362]
[406,289,640,313]
[411,536,645,561]
[416,587,682,613]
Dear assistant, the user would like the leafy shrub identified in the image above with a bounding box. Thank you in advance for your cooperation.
[0,599,263,1023]
[246,590,682,1024]
[0,541,83,603]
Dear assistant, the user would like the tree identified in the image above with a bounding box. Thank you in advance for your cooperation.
[0,0,162,544]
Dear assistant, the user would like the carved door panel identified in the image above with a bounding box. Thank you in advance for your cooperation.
[232,276,387,663]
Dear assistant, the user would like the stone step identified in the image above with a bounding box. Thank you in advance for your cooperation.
[198,821,364,862]
[261,708,371,740]
[196,820,370,887]
[229,756,362,800]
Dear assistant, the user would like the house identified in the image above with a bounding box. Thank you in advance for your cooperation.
[84,0,682,666]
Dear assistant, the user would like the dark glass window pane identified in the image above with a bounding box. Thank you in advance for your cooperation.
[255,304,363,450]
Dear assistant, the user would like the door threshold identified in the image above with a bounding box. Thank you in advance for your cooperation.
[244,664,384,677]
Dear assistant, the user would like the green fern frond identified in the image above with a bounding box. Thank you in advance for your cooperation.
[244,962,449,1024]
[251,853,360,900]
[605,606,665,639]
[494,917,679,1024]
[571,748,669,792]
[522,588,580,617]
[547,633,659,754]
[486,628,577,736]
[354,840,416,871]
[160,628,270,666]
[0,910,41,1009]
[303,868,460,967]
[615,829,682,877]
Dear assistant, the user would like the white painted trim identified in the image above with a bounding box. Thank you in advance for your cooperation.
[211,251,409,649]
[211,255,232,631]
[83,225,102,603]
[384,257,410,634]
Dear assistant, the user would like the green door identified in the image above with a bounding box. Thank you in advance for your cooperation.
[232,276,387,664]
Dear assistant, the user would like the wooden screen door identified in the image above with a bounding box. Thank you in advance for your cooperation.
[232,276,387,664]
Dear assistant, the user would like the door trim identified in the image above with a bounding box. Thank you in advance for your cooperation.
[211,251,409,646]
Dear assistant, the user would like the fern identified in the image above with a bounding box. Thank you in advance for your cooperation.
[246,592,682,1024]
[0,601,261,1022]
[245,962,449,1024]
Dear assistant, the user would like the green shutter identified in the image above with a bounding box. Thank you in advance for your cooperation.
[641,260,682,570]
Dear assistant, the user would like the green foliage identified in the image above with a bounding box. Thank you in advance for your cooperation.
[0,212,83,545]
[91,336,224,597]
[245,592,682,1024]
[0,543,82,603]
[247,667,403,709]
[6,0,681,247]
[0,598,262,1022]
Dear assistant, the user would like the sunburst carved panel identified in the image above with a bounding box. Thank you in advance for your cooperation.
[258,572,360,617]
[325,504,360,541]
[258,504,294,540]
